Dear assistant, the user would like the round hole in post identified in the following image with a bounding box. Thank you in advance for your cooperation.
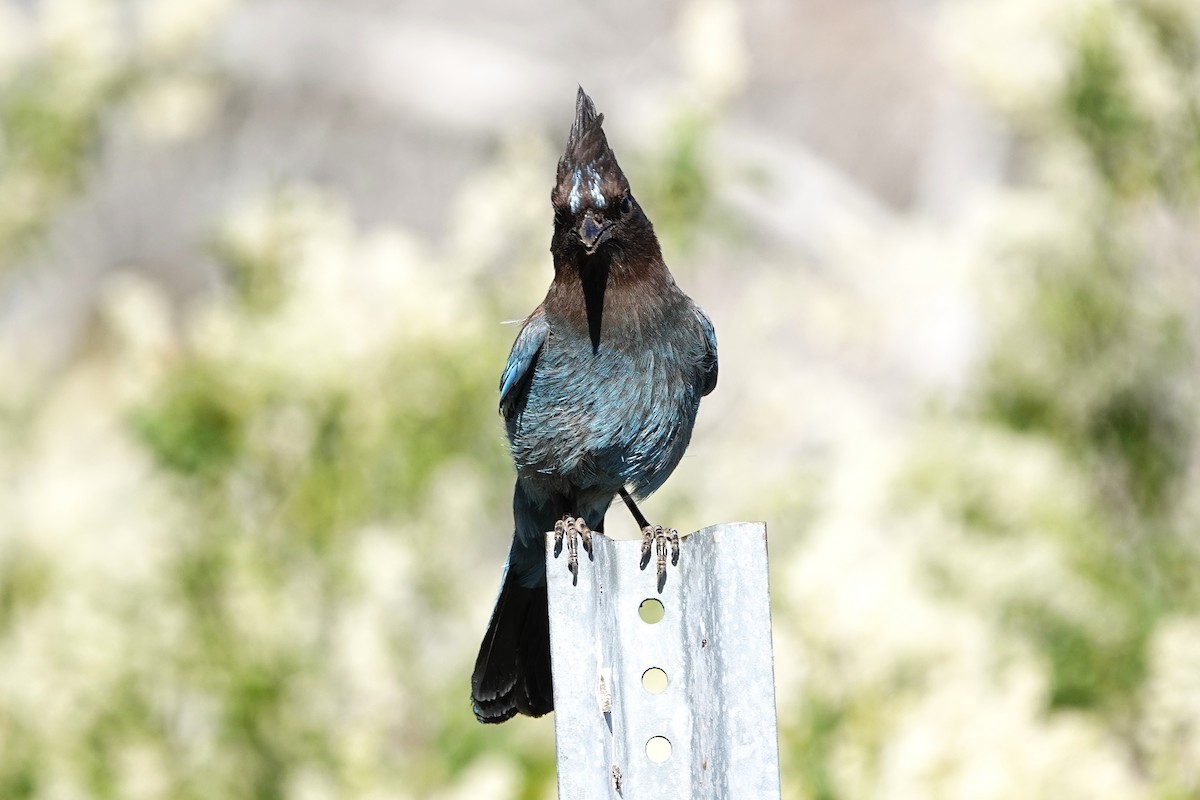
[641,667,668,694]
[646,736,672,763]
[638,598,665,624]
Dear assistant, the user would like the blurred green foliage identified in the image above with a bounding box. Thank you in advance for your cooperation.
[776,2,1200,797]
[135,362,247,479]
[986,34,1198,714]
[118,261,530,796]
[1065,2,1200,199]
[899,0,1200,773]
[0,51,127,269]
[634,109,719,253]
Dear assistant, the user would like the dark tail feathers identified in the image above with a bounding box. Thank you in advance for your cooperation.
[471,569,553,723]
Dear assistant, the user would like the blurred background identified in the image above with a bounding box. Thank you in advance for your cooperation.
[2,0,1200,797]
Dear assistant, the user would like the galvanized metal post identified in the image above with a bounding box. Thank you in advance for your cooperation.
[545,521,781,799]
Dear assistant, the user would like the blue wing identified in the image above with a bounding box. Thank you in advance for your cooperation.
[499,308,549,417]
[695,306,718,396]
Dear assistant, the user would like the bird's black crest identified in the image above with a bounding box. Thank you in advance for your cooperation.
[564,87,607,167]
[554,87,629,212]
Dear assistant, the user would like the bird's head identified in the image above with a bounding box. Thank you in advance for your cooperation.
[551,88,639,256]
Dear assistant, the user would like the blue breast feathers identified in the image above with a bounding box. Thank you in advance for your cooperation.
[502,301,709,500]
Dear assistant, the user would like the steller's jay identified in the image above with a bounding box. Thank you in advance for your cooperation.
[471,88,718,723]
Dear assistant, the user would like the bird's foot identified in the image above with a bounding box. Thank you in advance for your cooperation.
[639,525,680,592]
[553,515,593,585]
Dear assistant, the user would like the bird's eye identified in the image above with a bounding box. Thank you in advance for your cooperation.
[619,194,633,217]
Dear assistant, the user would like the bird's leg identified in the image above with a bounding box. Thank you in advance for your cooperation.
[620,488,680,592]
[552,515,593,586]
[641,525,681,592]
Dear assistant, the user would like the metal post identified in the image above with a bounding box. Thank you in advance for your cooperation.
[545,522,781,799]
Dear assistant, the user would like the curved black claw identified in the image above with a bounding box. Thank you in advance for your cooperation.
[553,515,593,586]
[639,524,680,592]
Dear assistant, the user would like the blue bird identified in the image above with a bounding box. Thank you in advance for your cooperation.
[471,88,718,723]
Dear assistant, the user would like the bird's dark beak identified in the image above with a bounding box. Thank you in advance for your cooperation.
[577,212,612,254]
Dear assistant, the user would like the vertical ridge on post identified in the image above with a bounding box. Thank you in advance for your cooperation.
[545,522,781,799]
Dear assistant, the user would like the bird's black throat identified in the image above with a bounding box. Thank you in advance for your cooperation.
[579,255,609,355]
